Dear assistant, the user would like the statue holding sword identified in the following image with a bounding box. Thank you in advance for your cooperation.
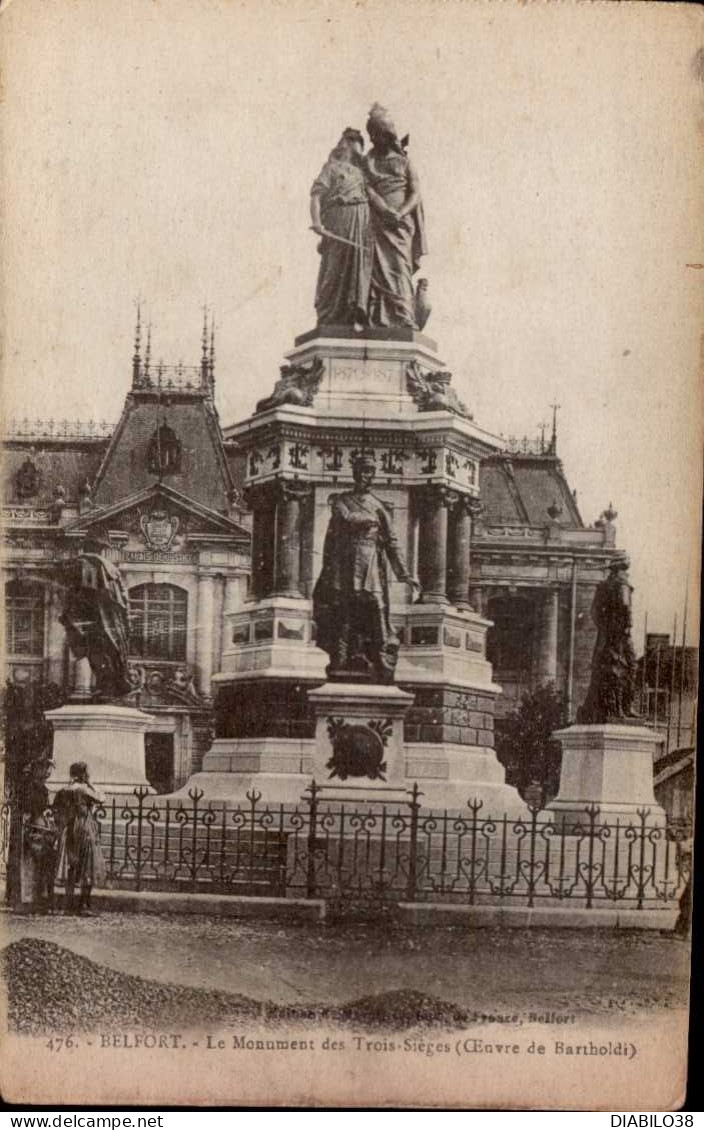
[310,111,428,330]
[310,127,372,329]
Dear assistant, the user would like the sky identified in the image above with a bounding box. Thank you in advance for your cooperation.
[1,0,702,647]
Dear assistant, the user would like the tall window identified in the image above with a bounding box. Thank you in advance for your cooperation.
[129,583,187,661]
[5,579,45,659]
[486,595,537,681]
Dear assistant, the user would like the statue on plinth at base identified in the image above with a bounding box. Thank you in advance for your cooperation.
[577,553,638,724]
[58,543,131,700]
[313,451,420,684]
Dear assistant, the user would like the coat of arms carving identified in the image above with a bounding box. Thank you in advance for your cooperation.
[140,509,180,551]
[15,457,40,499]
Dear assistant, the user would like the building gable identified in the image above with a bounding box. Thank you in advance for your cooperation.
[93,385,234,514]
[61,482,249,555]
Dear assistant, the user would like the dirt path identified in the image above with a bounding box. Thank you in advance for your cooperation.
[2,910,690,1023]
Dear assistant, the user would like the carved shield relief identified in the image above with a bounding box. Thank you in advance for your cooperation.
[140,509,180,551]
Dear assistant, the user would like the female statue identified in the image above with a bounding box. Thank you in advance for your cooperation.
[578,555,638,723]
[363,104,428,328]
[310,128,372,328]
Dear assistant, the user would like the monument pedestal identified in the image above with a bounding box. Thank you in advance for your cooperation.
[307,682,413,802]
[548,724,666,827]
[195,326,525,815]
[45,704,155,795]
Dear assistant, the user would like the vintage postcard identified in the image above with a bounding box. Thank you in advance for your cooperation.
[0,0,700,1111]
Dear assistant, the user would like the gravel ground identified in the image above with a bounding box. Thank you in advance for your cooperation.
[4,938,475,1035]
[2,910,690,1034]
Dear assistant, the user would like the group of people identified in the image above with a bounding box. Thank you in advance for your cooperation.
[14,758,105,915]
[311,102,427,330]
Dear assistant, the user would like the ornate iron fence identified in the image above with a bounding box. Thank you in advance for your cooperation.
[1,783,691,910]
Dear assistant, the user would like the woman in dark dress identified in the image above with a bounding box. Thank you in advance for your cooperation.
[53,761,105,915]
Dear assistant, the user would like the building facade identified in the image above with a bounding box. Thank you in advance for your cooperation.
[2,318,624,793]
[2,319,250,792]
[472,441,620,722]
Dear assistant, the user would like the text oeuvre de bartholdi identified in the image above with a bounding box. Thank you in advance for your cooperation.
[44,1024,638,1061]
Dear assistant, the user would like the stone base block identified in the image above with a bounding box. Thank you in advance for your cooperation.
[307,682,413,792]
[396,604,498,693]
[310,784,412,807]
[44,704,155,794]
[282,330,445,419]
[213,679,318,742]
[548,724,667,827]
[169,770,312,805]
[399,903,679,931]
[182,692,526,813]
[401,683,497,747]
[203,737,314,776]
[405,743,528,815]
[218,597,325,682]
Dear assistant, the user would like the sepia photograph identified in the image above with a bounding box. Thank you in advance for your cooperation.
[0,0,701,1111]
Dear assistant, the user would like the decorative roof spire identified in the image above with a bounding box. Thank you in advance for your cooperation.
[132,301,142,386]
[208,317,216,395]
[201,305,209,387]
[144,322,152,384]
[549,401,560,455]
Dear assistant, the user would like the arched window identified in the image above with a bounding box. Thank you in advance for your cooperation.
[5,579,45,659]
[129,583,187,661]
[147,422,182,476]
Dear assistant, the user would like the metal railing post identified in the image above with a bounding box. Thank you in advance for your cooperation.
[306,779,319,899]
[189,787,203,892]
[406,783,421,901]
[133,785,149,892]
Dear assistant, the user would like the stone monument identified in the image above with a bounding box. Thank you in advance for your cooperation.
[549,554,666,825]
[45,545,154,794]
[189,104,526,813]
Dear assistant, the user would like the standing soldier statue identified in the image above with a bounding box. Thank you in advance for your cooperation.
[313,451,420,684]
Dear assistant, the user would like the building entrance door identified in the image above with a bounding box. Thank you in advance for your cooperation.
[145,732,175,794]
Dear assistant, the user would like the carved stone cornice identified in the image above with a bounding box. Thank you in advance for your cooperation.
[125,660,204,708]
[417,483,458,509]
[457,495,483,518]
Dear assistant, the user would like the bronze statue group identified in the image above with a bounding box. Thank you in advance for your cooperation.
[310,103,429,331]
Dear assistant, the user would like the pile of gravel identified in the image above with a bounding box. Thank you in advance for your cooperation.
[4,939,264,1034]
[3,939,475,1035]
